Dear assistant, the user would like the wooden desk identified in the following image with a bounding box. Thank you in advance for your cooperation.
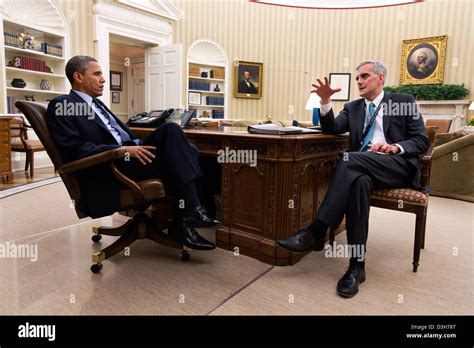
[131,126,349,266]
[0,117,13,182]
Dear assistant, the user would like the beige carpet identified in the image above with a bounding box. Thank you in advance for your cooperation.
[1,180,472,315]
[0,181,82,242]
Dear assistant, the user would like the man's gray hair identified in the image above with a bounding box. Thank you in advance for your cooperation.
[356,60,387,85]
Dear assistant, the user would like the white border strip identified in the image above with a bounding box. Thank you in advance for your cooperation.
[0,177,62,199]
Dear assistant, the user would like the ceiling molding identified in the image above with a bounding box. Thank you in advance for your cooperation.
[249,0,423,10]
[117,0,183,21]
[0,0,66,35]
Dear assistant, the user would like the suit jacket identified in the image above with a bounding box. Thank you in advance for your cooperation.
[238,80,257,94]
[47,90,139,218]
[319,92,430,187]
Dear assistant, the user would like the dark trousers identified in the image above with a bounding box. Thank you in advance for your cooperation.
[316,151,415,251]
[115,123,202,194]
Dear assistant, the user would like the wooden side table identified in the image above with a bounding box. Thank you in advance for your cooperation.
[0,117,13,182]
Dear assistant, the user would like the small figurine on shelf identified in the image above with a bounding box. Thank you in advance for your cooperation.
[11,78,26,88]
[7,56,21,68]
[201,72,208,78]
[40,79,52,90]
[213,84,221,92]
[18,32,35,50]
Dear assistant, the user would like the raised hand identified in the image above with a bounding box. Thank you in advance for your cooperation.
[311,77,342,104]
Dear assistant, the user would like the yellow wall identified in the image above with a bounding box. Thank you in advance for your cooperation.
[57,0,95,57]
[55,0,473,121]
[172,0,473,120]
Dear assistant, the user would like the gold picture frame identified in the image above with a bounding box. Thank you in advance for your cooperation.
[400,35,447,85]
[234,61,263,99]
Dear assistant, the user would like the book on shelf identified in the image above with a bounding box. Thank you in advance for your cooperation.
[4,32,20,48]
[247,124,322,135]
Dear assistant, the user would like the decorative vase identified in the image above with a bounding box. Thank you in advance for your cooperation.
[40,79,52,90]
[11,78,26,88]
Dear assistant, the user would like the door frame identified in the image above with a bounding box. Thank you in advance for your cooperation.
[127,59,145,117]
[92,1,178,107]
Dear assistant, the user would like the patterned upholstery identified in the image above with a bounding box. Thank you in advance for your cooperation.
[371,188,428,206]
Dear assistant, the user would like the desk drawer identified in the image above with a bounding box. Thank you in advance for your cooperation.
[0,143,11,154]
[0,121,9,131]
[0,132,10,142]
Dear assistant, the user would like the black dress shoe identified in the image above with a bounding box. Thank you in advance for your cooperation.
[186,206,220,227]
[336,264,366,298]
[276,228,325,253]
[182,226,215,250]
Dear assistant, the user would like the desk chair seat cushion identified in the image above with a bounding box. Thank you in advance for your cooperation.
[120,178,166,208]
[11,138,44,150]
[371,188,428,206]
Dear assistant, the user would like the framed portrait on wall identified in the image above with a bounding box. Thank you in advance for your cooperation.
[329,73,351,101]
[234,61,263,99]
[110,71,123,91]
[111,92,120,104]
[400,35,447,85]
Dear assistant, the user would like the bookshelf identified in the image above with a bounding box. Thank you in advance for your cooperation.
[186,39,228,119]
[2,19,67,115]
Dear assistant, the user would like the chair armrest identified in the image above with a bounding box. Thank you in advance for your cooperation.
[58,148,126,175]
[419,144,434,166]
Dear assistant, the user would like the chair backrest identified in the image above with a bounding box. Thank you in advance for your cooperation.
[419,125,437,191]
[426,119,452,133]
[15,101,85,217]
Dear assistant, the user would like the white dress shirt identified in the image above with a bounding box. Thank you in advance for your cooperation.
[73,90,139,146]
[320,91,405,154]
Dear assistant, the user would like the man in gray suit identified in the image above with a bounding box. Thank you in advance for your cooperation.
[277,60,429,298]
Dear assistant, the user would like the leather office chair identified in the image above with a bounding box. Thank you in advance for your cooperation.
[329,126,437,272]
[16,101,190,273]
[426,119,452,133]
[10,116,46,178]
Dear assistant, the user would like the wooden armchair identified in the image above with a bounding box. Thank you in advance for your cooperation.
[16,101,190,273]
[426,119,452,133]
[10,116,46,177]
[330,126,438,272]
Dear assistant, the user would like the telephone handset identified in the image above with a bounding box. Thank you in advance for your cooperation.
[126,108,175,128]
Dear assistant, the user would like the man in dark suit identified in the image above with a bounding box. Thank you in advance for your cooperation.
[277,60,429,298]
[238,70,258,94]
[47,55,218,250]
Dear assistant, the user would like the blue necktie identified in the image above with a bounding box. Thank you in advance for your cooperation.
[92,98,131,143]
[358,102,376,152]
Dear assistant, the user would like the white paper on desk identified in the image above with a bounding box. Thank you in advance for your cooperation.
[249,124,321,133]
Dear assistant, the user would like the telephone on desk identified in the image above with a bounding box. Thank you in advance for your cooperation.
[126,109,196,129]
[126,109,175,128]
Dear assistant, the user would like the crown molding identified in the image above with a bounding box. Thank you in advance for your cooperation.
[117,0,183,21]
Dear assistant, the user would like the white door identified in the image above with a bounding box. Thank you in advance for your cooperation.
[144,44,182,111]
[129,62,145,116]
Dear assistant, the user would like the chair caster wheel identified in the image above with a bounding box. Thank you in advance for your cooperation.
[90,263,103,273]
[180,250,190,262]
[92,234,102,243]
